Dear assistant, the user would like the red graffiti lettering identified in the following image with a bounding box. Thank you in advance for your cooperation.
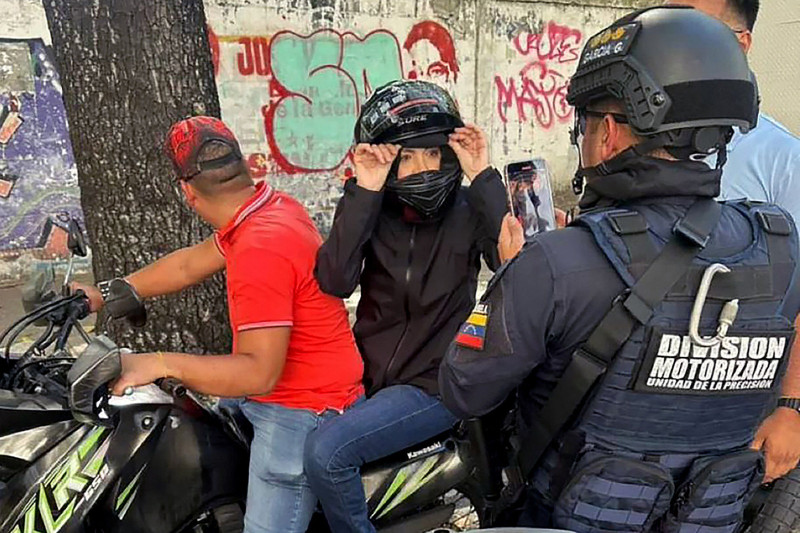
[513,22,582,64]
[496,21,582,129]
[207,24,220,77]
[236,37,270,76]
[495,63,572,128]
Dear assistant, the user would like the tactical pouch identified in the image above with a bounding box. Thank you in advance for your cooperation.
[552,453,674,532]
[663,449,764,533]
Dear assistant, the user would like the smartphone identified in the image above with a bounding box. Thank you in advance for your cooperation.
[503,159,556,237]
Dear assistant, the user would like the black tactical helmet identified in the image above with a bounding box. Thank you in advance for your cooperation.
[567,6,758,155]
[354,80,465,219]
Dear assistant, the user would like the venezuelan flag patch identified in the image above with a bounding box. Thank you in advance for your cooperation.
[455,303,490,350]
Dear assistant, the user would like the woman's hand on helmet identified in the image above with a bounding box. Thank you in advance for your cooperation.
[448,124,490,182]
[353,143,401,192]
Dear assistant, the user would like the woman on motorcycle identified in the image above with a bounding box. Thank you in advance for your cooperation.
[305,80,508,532]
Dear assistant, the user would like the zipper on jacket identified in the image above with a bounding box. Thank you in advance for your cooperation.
[384,225,416,386]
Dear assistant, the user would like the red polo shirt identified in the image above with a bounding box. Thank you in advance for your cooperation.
[215,182,364,412]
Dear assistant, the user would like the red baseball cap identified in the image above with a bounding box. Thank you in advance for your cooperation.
[164,116,243,180]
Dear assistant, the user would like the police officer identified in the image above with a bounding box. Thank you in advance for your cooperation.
[440,6,800,531]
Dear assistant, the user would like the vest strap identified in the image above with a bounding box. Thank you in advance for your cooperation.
[608,211,658,265]
[754,208,794,266]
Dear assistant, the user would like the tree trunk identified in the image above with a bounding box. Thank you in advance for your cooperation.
[43,0,231,354]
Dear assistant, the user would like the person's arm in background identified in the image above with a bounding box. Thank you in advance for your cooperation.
[315,144,399,298]
[771,151,800,228]
[751,314,800,482]
[72,237,225,311]
[449,125,508,271]
[752,150,800,482]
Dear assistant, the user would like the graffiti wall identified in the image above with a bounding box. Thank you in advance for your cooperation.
[0,0,652,269]
[477,4,628,205]
[205,2,477,230]
[493,21,583,129]
[211,20,465,176]
[0,37,80,260]
[205,1,631,226]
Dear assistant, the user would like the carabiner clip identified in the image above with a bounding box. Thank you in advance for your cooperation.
[689,263,739,347]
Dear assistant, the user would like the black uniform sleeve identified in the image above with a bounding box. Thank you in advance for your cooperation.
[439,241,556,419]
[466,167,509,272]
[314,179,384,298]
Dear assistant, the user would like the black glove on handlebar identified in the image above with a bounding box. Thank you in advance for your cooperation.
[99,279,147,328]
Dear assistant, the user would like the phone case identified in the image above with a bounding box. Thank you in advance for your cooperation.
[504,158,557,237]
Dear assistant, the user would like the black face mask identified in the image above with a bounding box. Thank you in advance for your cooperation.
[384,145,462,220]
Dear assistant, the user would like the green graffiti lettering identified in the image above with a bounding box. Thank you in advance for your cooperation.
[268,29,402,171]
[341,32,405,98]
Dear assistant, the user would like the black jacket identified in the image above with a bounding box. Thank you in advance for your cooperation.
[315,168,508,395]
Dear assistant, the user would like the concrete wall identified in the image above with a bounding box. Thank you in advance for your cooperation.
[0,0,797,280]
[206,0,652,225]
[749,0,800,134]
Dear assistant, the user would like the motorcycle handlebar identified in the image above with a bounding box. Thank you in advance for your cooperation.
[157,377,186,398]
[1,293,91,362]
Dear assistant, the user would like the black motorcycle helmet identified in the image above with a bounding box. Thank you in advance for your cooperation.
[354,80,464,219]
[567,6,758,190]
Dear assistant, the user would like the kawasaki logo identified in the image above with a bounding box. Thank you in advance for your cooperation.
[407,441,442,460]
[9,426,111,533]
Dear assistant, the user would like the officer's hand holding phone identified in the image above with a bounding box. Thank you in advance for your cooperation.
[498,213,525,263]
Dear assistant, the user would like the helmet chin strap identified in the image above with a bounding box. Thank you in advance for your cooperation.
[572,127,730,196]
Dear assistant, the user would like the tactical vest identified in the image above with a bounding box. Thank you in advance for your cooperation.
[528,200,798,533]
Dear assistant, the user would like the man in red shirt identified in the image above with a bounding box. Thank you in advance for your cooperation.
[74,116,364,533]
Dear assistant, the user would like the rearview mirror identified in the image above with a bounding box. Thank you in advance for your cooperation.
[67,218,88,258]
[67,335,121,427]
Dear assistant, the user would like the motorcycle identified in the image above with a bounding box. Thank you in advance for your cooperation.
[0,220,248,533]
[0,219,524,533]
[4,219,794,533]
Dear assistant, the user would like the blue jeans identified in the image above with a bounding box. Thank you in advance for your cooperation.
[240,400,336,533]
[303,385,458,533]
